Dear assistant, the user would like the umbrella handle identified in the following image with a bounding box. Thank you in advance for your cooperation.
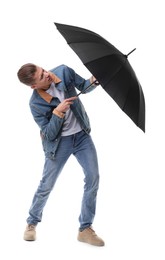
[125,48,136,58]
[77,80,98,96]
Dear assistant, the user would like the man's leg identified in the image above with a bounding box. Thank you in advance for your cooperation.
[73,131,99,229]
[73,131,104,246]
[24,136,73,240]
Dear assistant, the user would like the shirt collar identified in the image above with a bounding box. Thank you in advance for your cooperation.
[36,72,61,103]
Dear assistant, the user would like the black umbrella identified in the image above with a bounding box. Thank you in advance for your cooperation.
[54,22,145,132]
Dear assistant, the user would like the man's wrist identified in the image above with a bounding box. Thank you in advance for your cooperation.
[53,109,65,118]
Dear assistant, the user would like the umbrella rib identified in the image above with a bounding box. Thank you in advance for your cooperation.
[104,64,123,86]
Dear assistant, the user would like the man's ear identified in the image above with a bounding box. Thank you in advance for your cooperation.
[31,85,36,89]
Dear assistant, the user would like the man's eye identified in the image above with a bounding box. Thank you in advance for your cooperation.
[40,69,45,80]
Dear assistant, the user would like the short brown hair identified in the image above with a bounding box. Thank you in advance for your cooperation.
[17,63,37,86]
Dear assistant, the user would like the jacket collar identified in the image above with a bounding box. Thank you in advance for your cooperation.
[36,72,61,103]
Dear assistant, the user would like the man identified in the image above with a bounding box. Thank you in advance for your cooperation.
[17,63,104,246]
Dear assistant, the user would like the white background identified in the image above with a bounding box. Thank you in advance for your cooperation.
[0,0,165,259]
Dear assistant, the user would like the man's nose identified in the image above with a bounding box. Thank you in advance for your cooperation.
[45,71,49,78]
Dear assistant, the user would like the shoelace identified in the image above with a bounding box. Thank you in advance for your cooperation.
[86,227,97,236]
[27,225,35,231]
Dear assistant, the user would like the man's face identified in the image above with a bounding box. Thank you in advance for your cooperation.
[31,66,53,90]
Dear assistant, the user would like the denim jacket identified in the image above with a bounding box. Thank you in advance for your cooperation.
[29,64,96,159]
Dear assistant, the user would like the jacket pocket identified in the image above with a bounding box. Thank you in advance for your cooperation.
[40,131,61,159]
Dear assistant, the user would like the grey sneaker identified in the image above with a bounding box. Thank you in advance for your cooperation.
[77,227,105,246]
[23,224,36,241]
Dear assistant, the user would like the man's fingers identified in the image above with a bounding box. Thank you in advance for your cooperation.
[66,96,77,102]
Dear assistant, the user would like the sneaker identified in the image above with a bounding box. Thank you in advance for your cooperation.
[23,224,36,241]
[77,227,105,246]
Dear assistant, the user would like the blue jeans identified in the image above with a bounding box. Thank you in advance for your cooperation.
[27,130,100,230]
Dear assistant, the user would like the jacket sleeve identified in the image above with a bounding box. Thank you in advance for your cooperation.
[30,103,64,141]
[66,66,97,93]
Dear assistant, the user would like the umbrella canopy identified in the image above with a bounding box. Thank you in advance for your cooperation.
[54,22,145,132]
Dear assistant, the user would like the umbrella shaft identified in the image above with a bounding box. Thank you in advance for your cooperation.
[77,80,97,96]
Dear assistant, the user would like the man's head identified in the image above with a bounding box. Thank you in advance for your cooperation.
[17,63,53,90]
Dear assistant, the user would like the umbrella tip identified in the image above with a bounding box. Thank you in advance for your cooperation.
[125,48,136,58]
